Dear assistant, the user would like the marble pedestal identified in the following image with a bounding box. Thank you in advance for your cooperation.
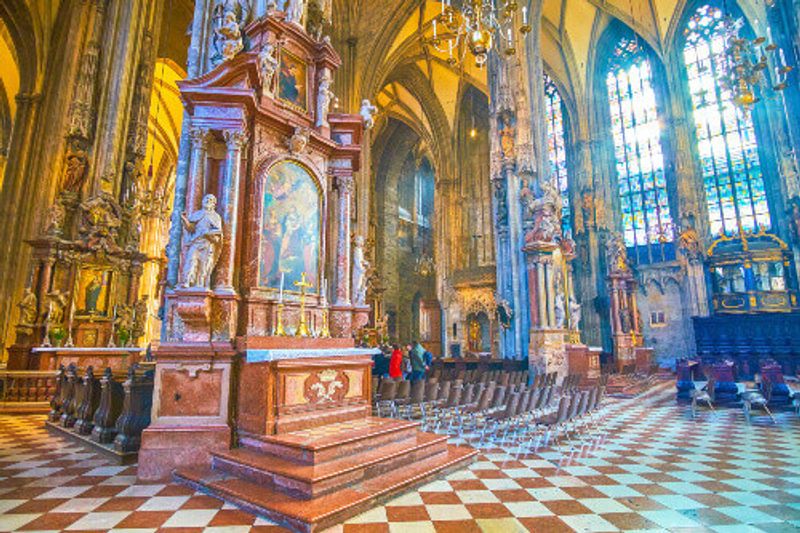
[138,343,236,481]
[528,329,568,379]
[566,343,601,384]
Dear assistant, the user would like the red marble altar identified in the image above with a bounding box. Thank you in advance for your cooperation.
[138,10,475,531]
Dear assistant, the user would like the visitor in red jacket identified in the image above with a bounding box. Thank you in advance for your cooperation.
[389,344,403,379]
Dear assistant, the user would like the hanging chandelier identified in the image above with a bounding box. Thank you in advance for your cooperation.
[425,0,532,68]
[720,15,793,113]
[415,254,435,277]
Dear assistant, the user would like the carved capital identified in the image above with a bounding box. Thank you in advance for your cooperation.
[190,127,211,150]
[223,129,248,150]
[335,174,354,194]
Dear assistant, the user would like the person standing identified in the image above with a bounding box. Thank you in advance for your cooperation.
[373,345,390,378]
[389,344,404,379]
[410,340,426,381]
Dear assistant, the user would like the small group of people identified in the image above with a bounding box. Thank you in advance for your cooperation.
[373,341,433,381]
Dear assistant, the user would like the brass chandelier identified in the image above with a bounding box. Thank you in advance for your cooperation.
[425,0,532,68]
[721,16,793,113]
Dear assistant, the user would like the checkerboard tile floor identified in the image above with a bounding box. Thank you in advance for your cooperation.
[2,382,800,532]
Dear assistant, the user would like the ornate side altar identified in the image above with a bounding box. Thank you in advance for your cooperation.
[138,7,474,531]
[605,233,653,371]
[521,179,585,378]
[7,171,150,371]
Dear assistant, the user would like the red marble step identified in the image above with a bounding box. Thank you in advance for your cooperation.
[212,431,449,498]
[175,443,477,533]
[240,417,421,464]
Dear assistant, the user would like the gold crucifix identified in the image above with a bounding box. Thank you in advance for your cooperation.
[293,272,313,337]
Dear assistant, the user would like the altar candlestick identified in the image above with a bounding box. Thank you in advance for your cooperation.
[279,271,285,302]
[65,294,75,348]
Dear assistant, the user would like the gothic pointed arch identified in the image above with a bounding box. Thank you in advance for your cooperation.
[592,19,678,265]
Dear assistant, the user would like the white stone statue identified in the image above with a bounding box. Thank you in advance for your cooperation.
[569,295,581,330]
[285,0,305,25]
[554,292,566,328]
[258,42,279,97]
[352,235,370,306]
[212,3,244,65]
[180,194,223,289]
[360,99,378,130]
[316,68,334,128]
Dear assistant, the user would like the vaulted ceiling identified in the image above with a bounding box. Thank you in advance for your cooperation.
[328,0,768,148]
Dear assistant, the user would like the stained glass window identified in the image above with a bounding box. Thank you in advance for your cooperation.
[606,35,673,250]
[683,4,770,236]
[544,74,572,238]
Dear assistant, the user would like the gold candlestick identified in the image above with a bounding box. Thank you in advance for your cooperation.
[320,306,331,338]
[275,302,287,336]
[293,272,313,337]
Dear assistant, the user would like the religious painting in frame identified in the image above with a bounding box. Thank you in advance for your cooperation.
[258,160,321,294]
[75,268,113,318]
[278,50,308,112]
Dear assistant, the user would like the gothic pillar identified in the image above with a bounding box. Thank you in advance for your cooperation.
[215,130,247,292]
[0,93,41,353]
[90,0,161,195]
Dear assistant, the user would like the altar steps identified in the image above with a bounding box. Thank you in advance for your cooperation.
[174,417,477,532]
[238,417,421,464]
[213,431,448,498]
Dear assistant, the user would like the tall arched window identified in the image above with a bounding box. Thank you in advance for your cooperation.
[605,34,674,255]
[683,4,770,236]
[544,74,572,238]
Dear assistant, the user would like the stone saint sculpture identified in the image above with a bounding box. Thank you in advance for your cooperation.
[569,295,581,330]
[316,68,334,128]
[554,293,566,328]
[180,194,223,289]
[258,42,279,96]
[352,235,370,305]
[17,288,38,326]
[360,99,378,130]
[285,0,305,24]
[212,4,243,65]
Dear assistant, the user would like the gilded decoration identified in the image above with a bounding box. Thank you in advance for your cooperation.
[303,368,349,404]
[75,268,113,318]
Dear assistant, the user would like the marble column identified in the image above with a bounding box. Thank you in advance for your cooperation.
[215,130,247,292]
[334,174,353,306]
[331,173,357,337]
[186,127,211,214]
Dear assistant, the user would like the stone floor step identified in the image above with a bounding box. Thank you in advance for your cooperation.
[212,431,449,498]
[175,443,477,533]
[239,417,421,464]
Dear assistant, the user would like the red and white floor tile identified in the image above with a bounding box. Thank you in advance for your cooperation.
[2,383,800,532]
